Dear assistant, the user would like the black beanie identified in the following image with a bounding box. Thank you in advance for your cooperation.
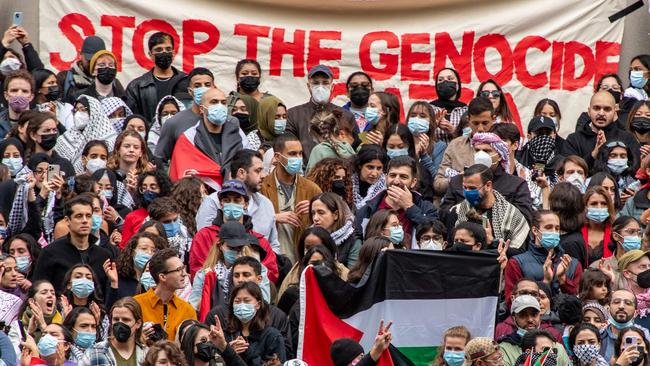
[330,338,364,366]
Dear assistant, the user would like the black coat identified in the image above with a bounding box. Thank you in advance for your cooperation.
[125,67,188,126]
[560,231,588,269]
[225,326,286,365]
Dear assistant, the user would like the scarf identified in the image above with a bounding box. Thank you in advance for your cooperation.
[430,98,466,111]
[528,135,556,165]
[471,132,510,172]
[330,219,354,246]
[215,262,231,297]
[100,97,133,131]
[42,190,56,243]
[634,288,650,318]
[148,96,186,149]
[7,166,31,237]
[55,95,118,174]
[116,180,135,209]
[455,190,527,248]
[71,61,93,89]
[352,173,386,209]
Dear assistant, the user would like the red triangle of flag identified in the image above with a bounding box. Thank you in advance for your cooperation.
[169,133,223,189]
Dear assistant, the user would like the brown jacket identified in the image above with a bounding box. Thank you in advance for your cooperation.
[260,170,322,255]
[286,101,355,161]
[434,135,475,195]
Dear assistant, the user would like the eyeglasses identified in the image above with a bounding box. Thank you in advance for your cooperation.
[480,90,501,98]
[163,265,186,275]
[599,84,622,92]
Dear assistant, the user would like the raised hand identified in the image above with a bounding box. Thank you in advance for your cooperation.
[209,314,227,352]
[370,320,393,361]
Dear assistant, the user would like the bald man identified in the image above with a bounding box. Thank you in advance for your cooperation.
[562,91,639,170]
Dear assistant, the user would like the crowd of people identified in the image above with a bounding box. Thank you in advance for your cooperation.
[0,21,650,366]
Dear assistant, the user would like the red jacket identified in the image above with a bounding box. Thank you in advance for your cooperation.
[119,208,148,249]
[494,316,562,342]
[189,216,278,283]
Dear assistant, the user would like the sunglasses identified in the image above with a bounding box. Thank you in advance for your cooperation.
[480,90,501,98]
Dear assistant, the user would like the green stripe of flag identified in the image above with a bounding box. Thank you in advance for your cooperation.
[398,346,438,366]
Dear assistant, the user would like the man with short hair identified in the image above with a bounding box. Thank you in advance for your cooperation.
[205,256,292,358]
[286,64,355,161]
[600,289,650,361]
[354,155,437,244]
[32,196,113,292]
[1,70,35,139]
[195,149,279,253]
[125,32,188,125]
[147,197,191,263]
[497,295,570,366]
[57,35,105,103]
[134,248,196,341]
[446,164,529,250]
[435,97,495,195]
[555,155,589,193]
[260,135,321,262]
[619,249,650,295]
[562,91,639,170]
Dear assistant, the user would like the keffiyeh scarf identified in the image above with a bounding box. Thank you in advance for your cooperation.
[101,97,132,131]
[7,166,31,237]
[352,173,386,209]
[147,95,186,151]
[55,95,118,174]
[529,135,556,164]
[330,219,354,246]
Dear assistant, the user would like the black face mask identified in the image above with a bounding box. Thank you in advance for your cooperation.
[632,117,650,134]
[332,179,347,198]
[638,269,650,288]
[631,351,645,366]
[38,133,58,151]
[112,322,132,343]
[195,342,217,362]
[608,89,622,104]
[234,113,251,130]
[96,67,117,85]
[154,52,173,70]
[349,86,370,107]
[45,86,59,102]
[239,76,260,93]
[437,80,458,100]
[449,242,473,252]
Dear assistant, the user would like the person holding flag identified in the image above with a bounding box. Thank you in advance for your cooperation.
[330,321,393,366]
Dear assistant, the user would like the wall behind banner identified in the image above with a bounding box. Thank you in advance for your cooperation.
[2,0,649,138]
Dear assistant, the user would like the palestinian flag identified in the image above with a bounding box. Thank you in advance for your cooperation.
[298,250,500,366]
[169,127,223,190]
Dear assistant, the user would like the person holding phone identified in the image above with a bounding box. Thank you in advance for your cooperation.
[614,327,650,366]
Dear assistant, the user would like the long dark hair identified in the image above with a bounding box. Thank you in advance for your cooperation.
[588,172,622,211]
[299,245,340,278]
[62,264,105,305]
[614,327,650,364]
[478,79,513,123]
[549,182,585,233]
[593,141,637,178]
[296,227,336,264]
[347,236,392,284]
[382,123,416,157]
[578,268,611,306]
[61,306,100,344]
[3,233,41,279]
[179,323,209,366]
[568,323,601,366]
[226,282,270,333]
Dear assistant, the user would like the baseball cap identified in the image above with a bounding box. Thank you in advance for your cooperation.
[219,221,250,246]
[527,116,556,134]
[618,250,650,272]
[81,36,106,61]
[308,64,333,79]
[247,234,267,260]
[511,294,541,314]
[465,337,499,362]
[218,180,248,200]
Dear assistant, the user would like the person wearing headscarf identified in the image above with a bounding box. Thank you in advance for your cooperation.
[0,138,25,177]
[101,96,133,132]
[55,95,118,174]
[147,95,185,152]
[255,96,288,172]
[230,95,261,151]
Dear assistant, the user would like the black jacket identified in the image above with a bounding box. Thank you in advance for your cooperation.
[125,67,188,126]
[32,234,112,293]
[563,120,640,171]
[560,231,588,269]
[439,165,533,224]
[73,80,126,102]
[225,326,286,365]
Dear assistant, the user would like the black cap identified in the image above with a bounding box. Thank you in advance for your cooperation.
[330,338,364,366]
[218,180,248,200]
[308,64,333,79]
[528,116,556,133]
[248,234,267,261]
[81,36,106,61]
[219,221,250,246]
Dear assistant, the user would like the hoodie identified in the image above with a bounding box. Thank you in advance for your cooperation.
[562,120,639,170]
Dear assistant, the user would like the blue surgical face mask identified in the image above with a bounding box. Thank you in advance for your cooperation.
[75,331,96,349]
[193,86,209,105]
[609,316,635,330]
[0,226,6,240]
[274,119,287,135]
[407,117,430,134]
[223,248,238,265]
[443,351,466,366]
[365,107,381,125]
[15,256,31,273]
[133,251,152,271]
[233,303,257,322]
[91,214,102,232]
[586,207,609,223]
[389,226,404,244]
[281,155,302,175]
[631,70,648,89]
[463,188,482,207]
[206,104,228,126]
[103,189,113,200]
[71,278,95,298]
[607,159,628,175]
[622,235,642,252]
[2,157,22,175]
[142,190,158,204]
[163,219,180,237]
[223,203,245,220]
[140,271,155,290]
[540,232,560,250]
[37,334,60,357]
[386,148,408,159]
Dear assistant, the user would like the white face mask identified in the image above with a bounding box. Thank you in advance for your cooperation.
[474,150,493,168]
[311,85,331,105]
[74,112,90,130]
[160,115,173,126]
[137,131,146,140]
[0,58,21,76]
[86,158,106,174]
[420,240,443,251]
[566,172,586,193]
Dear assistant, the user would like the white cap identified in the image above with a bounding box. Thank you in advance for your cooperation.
[511,294,541,314]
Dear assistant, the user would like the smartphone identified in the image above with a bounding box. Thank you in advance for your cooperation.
[12,12,23,27]
[47,164,60,181]
[481,215,489,229]
[626,336,638,347]
[17,320,25,342]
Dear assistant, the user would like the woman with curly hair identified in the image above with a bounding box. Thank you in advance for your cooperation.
[142,340,189,366]
[170,177,206,237]
[305,110,355,173]
[306,157,353,206]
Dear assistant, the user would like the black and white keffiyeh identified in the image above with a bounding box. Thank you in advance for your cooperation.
[101,97,132,131]
[7,166,31,237]
[55,95,118,174]
[529,135,556,164]
[352,173,386,209]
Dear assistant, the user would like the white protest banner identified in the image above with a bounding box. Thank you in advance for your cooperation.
[38,0,626,136]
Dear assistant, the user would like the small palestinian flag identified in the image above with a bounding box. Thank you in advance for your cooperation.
[169,126,223,190]
[298,250,501,366]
